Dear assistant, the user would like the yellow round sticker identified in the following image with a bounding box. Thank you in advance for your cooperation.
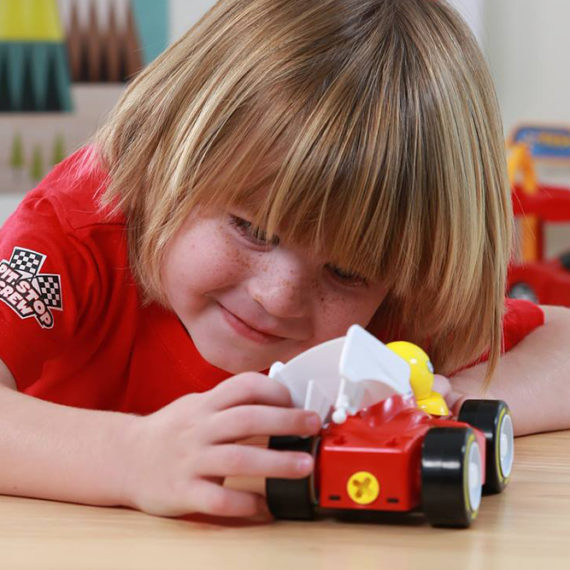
[347,471,380,505]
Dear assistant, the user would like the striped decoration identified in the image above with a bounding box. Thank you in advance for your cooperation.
[0,0,72,112]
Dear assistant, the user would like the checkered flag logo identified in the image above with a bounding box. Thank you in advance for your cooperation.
[9,247,45,278]
[35,275,63,309]
[1,246,63,328]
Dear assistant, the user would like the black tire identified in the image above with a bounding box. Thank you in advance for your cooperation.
[266,436,319,520]
[421,427,482,528]
[458,399,514,494]
[507,282,538,303]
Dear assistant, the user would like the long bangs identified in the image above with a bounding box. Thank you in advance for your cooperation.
[189,25,428,292]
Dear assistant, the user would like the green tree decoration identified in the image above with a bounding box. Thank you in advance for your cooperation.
[30,146,44,182]
[10,133,25,171]
[52,134,66,166]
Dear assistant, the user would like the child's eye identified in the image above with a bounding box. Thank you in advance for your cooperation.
[326,263,367,286]
[229,215,280,247]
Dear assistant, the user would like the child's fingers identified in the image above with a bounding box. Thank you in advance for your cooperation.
[184,480,266,517]
[205,372,292,410]
[450,394,468,416]
[433,373,466,413]
[433,374,451,397]
[197,444,314,479]
[206,405,320,443]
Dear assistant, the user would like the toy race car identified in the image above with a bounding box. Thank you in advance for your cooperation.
[266,326,514,528]
[506,125,570,307]
[507,181,570,305]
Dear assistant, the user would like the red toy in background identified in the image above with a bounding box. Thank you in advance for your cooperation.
[266,327,514,529]
[507,125,570,306]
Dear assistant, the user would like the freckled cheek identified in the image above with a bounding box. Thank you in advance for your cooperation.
[164,232,249,298]
[197,239,252,290]
[315,292,381,337]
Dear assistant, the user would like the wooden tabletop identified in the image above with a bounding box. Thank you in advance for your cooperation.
[1,431,569,570]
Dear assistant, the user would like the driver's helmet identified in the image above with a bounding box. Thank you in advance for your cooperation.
[386,341,434,400]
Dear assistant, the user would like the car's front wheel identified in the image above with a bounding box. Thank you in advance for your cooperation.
[421,427,482,528]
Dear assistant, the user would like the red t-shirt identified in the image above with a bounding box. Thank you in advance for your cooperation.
[0,149,545,415]
[0,149,230,415]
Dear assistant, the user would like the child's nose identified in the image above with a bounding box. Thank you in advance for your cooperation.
[248,252,311,318]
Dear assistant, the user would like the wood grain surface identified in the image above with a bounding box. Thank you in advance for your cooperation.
[0,431,568,570]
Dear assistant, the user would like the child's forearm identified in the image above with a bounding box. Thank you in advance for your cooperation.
[0,366,321,518]
[0,382,137,507]
[450,305,570,435]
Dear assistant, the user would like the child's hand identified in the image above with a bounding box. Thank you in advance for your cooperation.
[122,372,320,518]
[432,373,468,415]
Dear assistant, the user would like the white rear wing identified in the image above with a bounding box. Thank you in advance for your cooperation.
[269,325,412,424]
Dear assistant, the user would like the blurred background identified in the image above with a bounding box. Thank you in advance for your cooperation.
[1,0,569,304]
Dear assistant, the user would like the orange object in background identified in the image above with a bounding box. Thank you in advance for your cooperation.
[507,142,541,262]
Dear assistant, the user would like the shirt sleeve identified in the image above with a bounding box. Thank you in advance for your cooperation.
[501,298,545,352]
[0,190,96,390]
[456,298,545,373]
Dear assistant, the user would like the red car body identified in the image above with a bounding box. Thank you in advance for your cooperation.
[316,395,486,512]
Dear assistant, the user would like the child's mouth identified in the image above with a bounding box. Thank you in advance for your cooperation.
[218,304,285,344]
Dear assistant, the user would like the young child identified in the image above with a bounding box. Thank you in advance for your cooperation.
[0,0,569,519]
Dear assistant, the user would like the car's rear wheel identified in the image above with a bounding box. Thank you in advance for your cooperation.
[421,427,482,528]
[266,436,319,520]
[459,399,514,493]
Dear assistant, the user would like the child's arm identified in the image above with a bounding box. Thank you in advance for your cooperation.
[0,360,320,517]
[441,305,570,435]
[0,359,137,506]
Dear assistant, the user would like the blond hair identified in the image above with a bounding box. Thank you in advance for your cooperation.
[95,0,512,379]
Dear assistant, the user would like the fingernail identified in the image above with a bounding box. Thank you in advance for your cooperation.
[297,456,313,472]
[305,414,321,431]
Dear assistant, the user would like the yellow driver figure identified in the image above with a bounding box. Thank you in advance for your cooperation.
[387,341,450,416]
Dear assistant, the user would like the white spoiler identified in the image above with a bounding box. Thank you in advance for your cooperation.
[269,325,412,424]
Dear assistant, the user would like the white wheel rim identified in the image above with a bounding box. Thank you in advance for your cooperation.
[499,414,514,478]
[467,441,482,511]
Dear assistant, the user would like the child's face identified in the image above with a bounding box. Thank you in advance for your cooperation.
[161,206,387,373]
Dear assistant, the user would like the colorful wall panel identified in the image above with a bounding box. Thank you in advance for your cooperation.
[0,0,72,112]
[0,0,170,198]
